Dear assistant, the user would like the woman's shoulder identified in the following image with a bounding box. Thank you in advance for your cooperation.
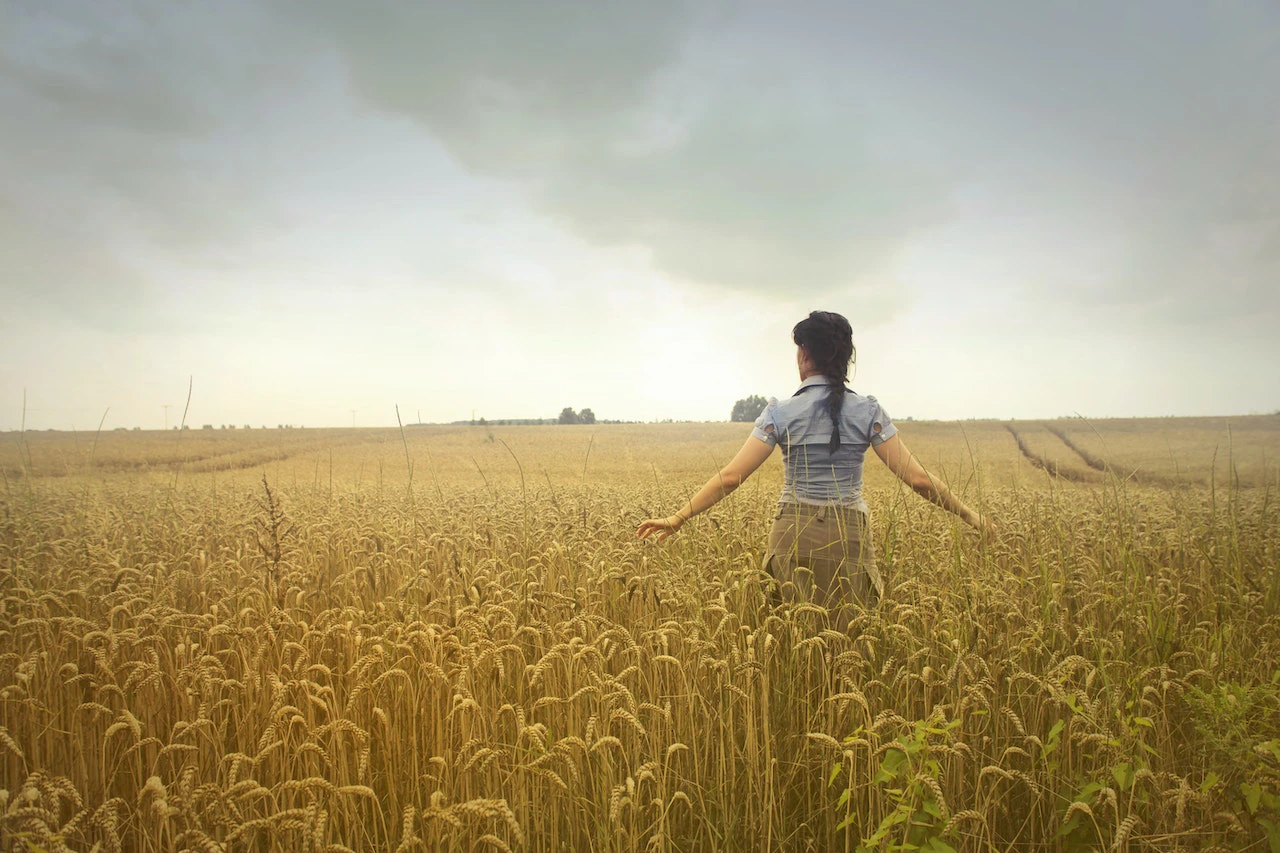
[843,390,889,416]
[847,389,884,406]
[764,391,809,420]
[843,391,895,443]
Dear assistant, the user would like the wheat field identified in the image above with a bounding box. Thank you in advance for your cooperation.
[1,417,1278,851]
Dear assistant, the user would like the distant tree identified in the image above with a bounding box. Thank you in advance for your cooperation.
[579,408,596,425]
[559,407,579,425]
[731,395,768,423]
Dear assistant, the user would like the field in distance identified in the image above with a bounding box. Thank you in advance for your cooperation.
[1,417,1278,851]
[5,414,1278,488]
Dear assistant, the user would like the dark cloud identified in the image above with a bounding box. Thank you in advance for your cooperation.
[2,0,1276,337]
[295,1,954,310]
[814,1,1280,325]
[0,1,295,329]
[302,1,701,168]
[301,0,1278,323]
[0,195,158,332]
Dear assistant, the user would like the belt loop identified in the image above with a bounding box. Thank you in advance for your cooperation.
[818,505,828,522]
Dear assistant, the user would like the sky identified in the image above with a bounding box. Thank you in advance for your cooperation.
[2,0,1278,430]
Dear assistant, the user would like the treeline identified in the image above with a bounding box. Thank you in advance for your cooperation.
[557,407,595,425]
[453,408,615,427]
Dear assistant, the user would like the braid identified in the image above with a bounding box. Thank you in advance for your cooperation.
[824,379,846,452]
[792,311,855,452]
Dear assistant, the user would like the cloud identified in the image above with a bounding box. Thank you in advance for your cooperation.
[852,1,1280,326]
[0,1,296,331]
[0,196,158,332]
[3,0,1276,345]
[293,1,954,315]
[301,0,1279,328]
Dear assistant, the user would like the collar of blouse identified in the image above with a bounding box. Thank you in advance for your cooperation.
[794,374,850,395]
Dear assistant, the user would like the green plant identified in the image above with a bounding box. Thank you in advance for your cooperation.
[1184,675,1280,848]
[829,713,962,852]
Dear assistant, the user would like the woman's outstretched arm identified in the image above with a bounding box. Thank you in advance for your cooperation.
[873,433,992,533]
[636,436,775,541]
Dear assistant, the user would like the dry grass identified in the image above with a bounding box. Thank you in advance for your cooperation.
[1,420,1278,851]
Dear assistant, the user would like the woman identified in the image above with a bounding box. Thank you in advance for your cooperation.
[636,310,990,606]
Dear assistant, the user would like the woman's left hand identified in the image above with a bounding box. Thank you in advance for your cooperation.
[636,515,685,541]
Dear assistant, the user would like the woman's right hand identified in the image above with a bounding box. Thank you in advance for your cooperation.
[636,515,685,541]
[966,511,996,537]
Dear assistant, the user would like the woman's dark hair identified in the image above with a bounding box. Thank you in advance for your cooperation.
[792,310,855,452]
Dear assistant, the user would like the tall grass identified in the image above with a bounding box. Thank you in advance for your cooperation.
[0,428,1277,851]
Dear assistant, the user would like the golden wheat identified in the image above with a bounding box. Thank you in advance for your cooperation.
[0,421,1277,849]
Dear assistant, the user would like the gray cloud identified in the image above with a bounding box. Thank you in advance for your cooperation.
[301,0,1278,324]
[3,0,1276,340]
[295,1,955,312]
[0,195,156,332]
[1,1,295,330]
[839,1,1280,326]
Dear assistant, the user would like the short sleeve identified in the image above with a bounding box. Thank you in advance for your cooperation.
[866,395,897,446]
[750,398,781,447]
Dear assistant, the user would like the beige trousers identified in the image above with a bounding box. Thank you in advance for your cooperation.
[763,502,882,607]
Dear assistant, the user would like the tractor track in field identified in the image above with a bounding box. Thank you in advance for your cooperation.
[6,444,313,479]
[1004,424,1096,483]
[1042,423,1183,486]
[1043,424,1109,472]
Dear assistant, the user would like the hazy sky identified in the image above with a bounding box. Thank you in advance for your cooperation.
[3,1,1277,430]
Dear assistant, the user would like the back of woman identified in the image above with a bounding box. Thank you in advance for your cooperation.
[751,312,894,606]
[636,310,989,616]
[753,382,895,510]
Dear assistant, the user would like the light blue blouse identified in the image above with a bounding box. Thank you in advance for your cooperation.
[750,375,897,510]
